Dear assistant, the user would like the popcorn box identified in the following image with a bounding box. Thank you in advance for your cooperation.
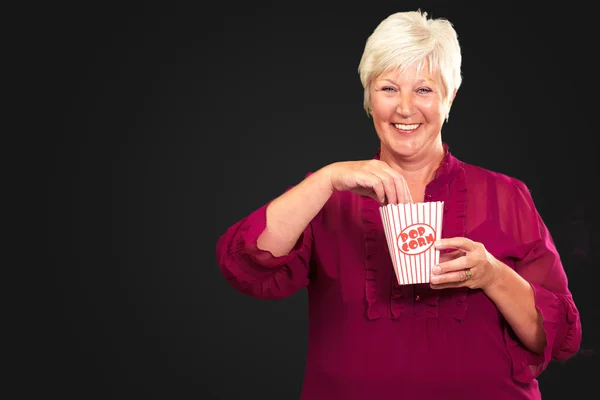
[379,201,444,285]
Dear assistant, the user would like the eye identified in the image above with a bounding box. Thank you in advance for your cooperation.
[381,86,397,93]
[417,87,433,94]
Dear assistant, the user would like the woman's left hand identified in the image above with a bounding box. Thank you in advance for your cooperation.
[430,237,504,290]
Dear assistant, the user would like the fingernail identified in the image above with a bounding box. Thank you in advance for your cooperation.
[432,266,441,274]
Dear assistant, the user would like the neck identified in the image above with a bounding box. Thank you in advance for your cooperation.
[379,141,445,185]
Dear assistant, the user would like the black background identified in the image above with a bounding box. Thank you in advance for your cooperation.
[31,1,599,399]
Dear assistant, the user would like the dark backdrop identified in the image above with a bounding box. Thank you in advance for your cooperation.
[35,1,598,399]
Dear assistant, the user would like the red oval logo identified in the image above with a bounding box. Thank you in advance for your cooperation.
[397,223,436,255]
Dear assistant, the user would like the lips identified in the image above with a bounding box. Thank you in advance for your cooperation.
[393,123,420,133]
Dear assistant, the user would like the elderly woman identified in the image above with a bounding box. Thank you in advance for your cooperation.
[215,10,581,399]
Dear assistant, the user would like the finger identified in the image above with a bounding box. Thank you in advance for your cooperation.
[433,255,469,274]
[393,172,413,204]
[435,237,477,252]
[369,171,398,205]
[358,174,386,204]
[373,162,412,204]
[430,269,469,285]
[430,280,464,290]
[438,249,463,263]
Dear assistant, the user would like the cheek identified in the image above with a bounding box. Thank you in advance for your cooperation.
[371,98,395,121]
[417,101,446,121]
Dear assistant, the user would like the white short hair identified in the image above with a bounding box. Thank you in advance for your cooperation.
[358,10,463,116]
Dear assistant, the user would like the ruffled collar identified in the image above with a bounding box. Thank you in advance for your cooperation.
[362,142,468,321]
[372,142,459,190]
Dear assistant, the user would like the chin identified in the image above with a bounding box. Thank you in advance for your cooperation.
[391,140,420,155]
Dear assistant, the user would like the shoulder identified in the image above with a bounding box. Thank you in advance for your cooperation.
[457,161,542,221]
[459,160,530,194]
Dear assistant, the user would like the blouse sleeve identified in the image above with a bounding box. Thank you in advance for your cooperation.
[215,186,315,300]
[503,179,582,383]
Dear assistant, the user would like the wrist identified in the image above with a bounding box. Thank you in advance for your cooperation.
[317,163,336,195]
[483,259,507,294]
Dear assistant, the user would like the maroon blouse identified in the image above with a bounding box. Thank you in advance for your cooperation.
[216,144,581,399]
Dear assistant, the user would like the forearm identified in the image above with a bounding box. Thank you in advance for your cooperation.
[484,262,546,355]
[257,167,333,257]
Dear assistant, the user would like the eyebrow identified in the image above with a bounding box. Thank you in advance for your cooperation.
[381,78,435,85]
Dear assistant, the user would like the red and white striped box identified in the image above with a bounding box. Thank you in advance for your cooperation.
[379,201,444,285]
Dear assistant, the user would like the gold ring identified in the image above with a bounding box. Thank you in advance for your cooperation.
[465,269,472,280]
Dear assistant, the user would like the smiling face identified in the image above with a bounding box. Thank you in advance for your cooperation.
[370,61,454,163]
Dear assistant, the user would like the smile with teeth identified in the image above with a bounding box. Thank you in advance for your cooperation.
[394,123,420,131]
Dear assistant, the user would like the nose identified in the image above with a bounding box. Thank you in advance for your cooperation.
[396,92,416,117]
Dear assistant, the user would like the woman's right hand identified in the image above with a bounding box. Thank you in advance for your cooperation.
[324,160,413,205]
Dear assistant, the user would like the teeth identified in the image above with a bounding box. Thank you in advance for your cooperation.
[394,123,419,131]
